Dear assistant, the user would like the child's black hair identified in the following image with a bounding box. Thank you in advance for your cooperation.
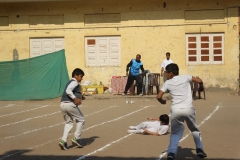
[166,63,179,76]
[159,114,169,125]
[166,52,170,56]
[72,68,85,77]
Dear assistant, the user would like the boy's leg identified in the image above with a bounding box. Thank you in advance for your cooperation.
[64,105,85,147]
[136,122,149,130]
[60,103,74,142]
[127,129,144,134]
[129,126,137,130]
[184,107,203,149]
[73,107,85,140]
[123,75,135,94]
[167,109,185,156]
[184,107,207,158]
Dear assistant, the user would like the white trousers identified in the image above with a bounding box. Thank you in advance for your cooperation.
[136,121,156,131]
[168,107,203,155]
[134,122,150,133]
[60,102,85,142]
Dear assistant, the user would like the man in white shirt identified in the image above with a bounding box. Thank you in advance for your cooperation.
[127,114,169,136]
[161,52,174,82]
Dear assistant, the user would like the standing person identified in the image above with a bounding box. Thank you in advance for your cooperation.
[122,54,145,96]
[161,52,174,82]
[127,114,170,136]
[156,63,207,160]
[58,68,85,150]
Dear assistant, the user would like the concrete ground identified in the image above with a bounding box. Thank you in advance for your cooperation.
[0,91,240,160]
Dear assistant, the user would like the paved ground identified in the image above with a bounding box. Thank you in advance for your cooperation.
[0,91,240,160]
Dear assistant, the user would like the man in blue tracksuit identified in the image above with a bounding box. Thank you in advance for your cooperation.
[122,54,145,96]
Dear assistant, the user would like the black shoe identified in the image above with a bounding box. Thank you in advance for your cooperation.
[167,152,175,160]
[196,148,207,158]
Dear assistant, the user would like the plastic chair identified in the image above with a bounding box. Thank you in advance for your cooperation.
[191,82,206,100]
[133,71,147,95]
[147,73,160,95]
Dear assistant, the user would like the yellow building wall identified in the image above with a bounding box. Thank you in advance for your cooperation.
[0,0,239,90]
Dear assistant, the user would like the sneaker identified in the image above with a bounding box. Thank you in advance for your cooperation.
[122,93,126,96]
[129,126,137,130]
[138,93,143,96]
[167,152,175,160]
[196,148,207,158]
[71,137,84,148]
[58,140,68,150]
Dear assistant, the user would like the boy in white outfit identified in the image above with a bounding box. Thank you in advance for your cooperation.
[58,68,85,150]
[127,114,169,136]
[156,63,207,160]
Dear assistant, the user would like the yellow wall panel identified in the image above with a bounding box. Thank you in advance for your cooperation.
[0,0,239,91]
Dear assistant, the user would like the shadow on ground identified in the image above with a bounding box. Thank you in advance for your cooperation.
[0,147,239,160]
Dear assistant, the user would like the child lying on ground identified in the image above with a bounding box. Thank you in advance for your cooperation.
[127,114,169,136]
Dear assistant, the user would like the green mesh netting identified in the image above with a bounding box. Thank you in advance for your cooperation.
[0,50,69,100]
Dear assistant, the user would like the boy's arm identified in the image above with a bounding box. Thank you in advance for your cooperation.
[192,76,203,83]
[161,67,164,76]
[66,81,82,105]
[156,90,166,104]
[192,76,204,91]
[73,98,82,105]
[126,60,132,76]
[147,118,159,121]
[143,129,160,136]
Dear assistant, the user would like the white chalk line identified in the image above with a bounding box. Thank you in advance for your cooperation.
[0,104,16,109]
[75,106,150,160]
[0,105,118,141]
[0,106,149,160]
[157,105,220,160]
[0,111,61,128]
[76,134,133,160]
[0,104,53,109]
[82,106,149,132]
[0,104,112,127]
[0,105,49,118]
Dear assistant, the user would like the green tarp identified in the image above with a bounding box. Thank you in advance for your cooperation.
[0,50,69,100]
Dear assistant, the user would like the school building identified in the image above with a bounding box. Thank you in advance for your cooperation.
[0,0,239,92]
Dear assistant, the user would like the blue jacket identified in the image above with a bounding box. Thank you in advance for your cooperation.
[126,59,144,76]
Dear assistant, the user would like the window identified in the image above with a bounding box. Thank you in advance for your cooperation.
[30,38,64,58]
[186,34,224,65]
[85,36,121,66]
